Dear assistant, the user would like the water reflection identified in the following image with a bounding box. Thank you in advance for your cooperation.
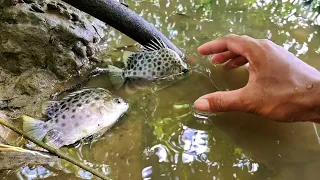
[18,166,53,179]
[144,110,265,179]
[143,124,213,178]
[177,126,210,158]
[4,0,320,179]
[148,125,210,164]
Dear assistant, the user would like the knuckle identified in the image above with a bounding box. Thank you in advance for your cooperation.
[220,52,231,59]
[212,95,227,111]
[240,93,257,112]
[225,34,238,40]
[240,35,250,39]
[259,39,274,48]
[260,39,269,44]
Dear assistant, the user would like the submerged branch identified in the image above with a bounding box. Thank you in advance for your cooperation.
[0,117,110,180]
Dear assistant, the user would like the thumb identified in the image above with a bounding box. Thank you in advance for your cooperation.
[194,89,245,112]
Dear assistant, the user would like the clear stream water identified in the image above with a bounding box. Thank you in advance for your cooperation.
[4,0,320,179]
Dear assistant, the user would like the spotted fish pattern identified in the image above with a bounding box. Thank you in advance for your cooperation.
[124,48,188,79]
[107,37,190,88]
[22,88,129,149]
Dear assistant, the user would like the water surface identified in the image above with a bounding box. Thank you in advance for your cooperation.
[4,0,320,180]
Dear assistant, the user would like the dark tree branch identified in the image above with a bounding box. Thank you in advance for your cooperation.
[61,0,184,58]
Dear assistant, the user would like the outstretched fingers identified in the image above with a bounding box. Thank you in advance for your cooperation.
[198,34,256,61]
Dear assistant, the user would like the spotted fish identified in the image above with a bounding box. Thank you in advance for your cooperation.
[22,88,129,149]
[107,37,190,88]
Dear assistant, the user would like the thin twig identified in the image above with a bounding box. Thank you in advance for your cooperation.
[0,117,110,180]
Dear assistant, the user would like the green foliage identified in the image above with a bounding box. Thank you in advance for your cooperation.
[234,147,243,156]
[304,0,320,13]
[150,103,191,143]
[153,117,175,141]
[196,0,213,18]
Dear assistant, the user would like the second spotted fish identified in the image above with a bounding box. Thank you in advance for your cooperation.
[93,37,190,88]
[22,88,129,149]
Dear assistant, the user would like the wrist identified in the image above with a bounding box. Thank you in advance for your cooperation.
[300,72,320,123]
[307,80,320,123]
[279,64,320,123]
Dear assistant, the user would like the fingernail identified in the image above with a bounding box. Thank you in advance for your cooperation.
[194,99,210,111]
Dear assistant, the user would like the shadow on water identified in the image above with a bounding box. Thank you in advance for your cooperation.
[3,0,320,180]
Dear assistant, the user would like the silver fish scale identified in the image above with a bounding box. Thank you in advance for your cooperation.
[124,48,181,80]
[50,89,102,117]
[36,88,129,148]
[46,90,105,129]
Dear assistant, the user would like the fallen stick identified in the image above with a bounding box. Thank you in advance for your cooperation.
[0,117,110,180]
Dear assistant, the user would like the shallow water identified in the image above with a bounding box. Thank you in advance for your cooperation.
[3,0,320,180]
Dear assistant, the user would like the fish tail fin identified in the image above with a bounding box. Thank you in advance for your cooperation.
[108,65,125,89]
[22,115,48,141]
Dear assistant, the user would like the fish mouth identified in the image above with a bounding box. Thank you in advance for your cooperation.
[182,68,189,73]
[123,102,130,110]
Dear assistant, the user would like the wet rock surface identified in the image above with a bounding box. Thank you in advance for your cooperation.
[0,0,111,118]
[0,146,59,170]
[0,112,19,145]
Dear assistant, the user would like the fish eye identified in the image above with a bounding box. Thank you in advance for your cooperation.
[114,98,122,104]
[182,68,189,73]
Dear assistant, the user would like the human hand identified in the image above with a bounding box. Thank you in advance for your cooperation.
[194,34,320,123]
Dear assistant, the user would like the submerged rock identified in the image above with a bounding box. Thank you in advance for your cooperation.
[0,0,111,118]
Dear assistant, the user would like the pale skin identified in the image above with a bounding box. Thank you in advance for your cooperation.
[194,34,320,123]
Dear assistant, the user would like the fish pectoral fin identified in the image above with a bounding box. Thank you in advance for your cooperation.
[43,129,64,149]
[122,51,135,67]
[22,115,48,141]
[82,126,111,144]
[124,79,150,94]
[88,67,109,79]
[107,65,125,89]
[41,101,59,118]
[93,127,110,139]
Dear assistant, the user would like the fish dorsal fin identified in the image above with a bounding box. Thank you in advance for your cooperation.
[107,65,125,89]
[60,88,90,101]
[41,101,59,118]
[142,37,168,52]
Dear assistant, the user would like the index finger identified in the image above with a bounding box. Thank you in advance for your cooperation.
[198,34,256,57]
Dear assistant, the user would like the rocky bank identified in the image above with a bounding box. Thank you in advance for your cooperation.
[0,0,111,118]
